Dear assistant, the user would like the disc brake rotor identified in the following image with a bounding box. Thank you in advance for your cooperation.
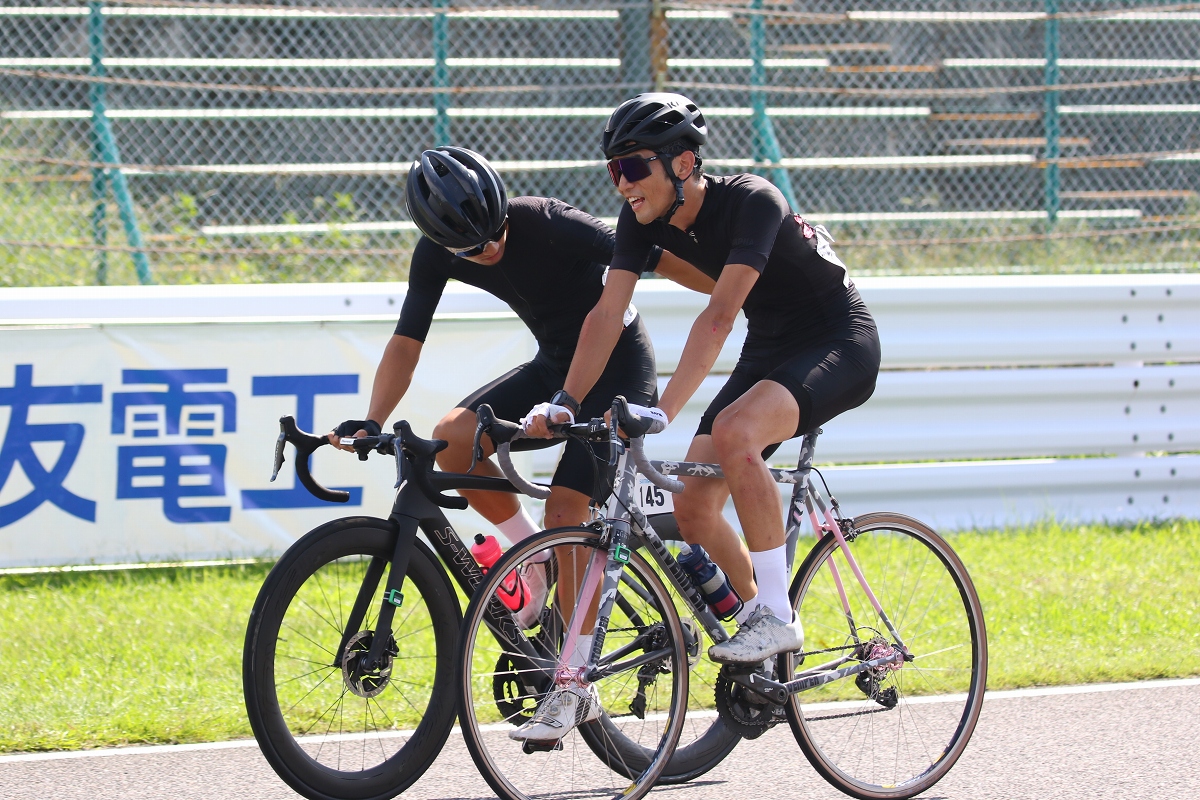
[341,630,396,699]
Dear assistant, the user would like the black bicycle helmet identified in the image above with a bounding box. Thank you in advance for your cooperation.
[601,92,707,159]
[405,146,508,249]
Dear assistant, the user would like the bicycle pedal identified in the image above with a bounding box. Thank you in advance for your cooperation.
[521,739,564,754]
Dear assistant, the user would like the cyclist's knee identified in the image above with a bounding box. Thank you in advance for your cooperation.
[432,408,473,446]
[544,487,589,529]
[710,414,761,465]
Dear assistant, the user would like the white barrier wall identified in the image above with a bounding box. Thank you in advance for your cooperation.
[1,275,1197,567]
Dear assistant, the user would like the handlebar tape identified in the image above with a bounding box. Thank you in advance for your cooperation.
[631,437,685,494]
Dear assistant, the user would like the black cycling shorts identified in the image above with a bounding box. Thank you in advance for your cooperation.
[457,316,657,500]
[697,309,880,460]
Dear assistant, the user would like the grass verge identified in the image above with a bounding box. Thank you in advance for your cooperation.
[1,518,1197,753]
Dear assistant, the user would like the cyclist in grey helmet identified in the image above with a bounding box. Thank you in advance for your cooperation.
[329,146,713,639]
[526,93,882,677]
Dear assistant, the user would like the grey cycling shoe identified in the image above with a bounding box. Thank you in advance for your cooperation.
[508,683,601,742]
[708,605,804,665]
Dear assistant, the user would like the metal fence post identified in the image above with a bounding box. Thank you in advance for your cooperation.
[433,0,450,146]
[1043,0,1061,227]
[650,0,668,92]
[87,1,108,284]
[749,0,798,210]
[88,0,152,285]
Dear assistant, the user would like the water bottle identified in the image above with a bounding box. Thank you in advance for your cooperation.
[471,534,530,613]
[676,543,743,620]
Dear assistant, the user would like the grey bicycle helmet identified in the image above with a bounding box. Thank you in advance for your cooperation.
[405,146,508,249]
[602,93,707,222]
[601,92,707,159]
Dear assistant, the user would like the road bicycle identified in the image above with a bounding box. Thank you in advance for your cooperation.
[457,398,988,800]
[242,413,739,800]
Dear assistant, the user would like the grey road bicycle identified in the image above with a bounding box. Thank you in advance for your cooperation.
[457,398,988,800]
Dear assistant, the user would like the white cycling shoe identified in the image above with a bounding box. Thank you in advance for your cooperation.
[708,605,804,665]
[515,560,550,630]
[508,682,601,743]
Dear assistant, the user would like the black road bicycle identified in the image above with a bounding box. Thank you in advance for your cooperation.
[243,413,742,800]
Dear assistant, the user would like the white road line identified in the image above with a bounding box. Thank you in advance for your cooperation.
[2,677,1195,764]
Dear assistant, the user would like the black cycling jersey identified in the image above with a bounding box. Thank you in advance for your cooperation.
[397,195,654,370]
[611,172,880,442]
[610,173,854,342]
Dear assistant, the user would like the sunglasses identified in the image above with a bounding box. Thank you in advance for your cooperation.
[606,154,662,186]
[448,220,507,258]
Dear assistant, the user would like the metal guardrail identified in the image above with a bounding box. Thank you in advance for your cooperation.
[2,275,1196,530]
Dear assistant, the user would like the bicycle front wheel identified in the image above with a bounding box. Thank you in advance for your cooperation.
[458,526,688,800]
[782,512,987,800]
[244,517,460,800]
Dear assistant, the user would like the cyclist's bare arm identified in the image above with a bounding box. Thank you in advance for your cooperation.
[558,253,712,404]
[329,334,423,451]
[523,255,715,439]
[653,250,716,295]
[657,263,759,422]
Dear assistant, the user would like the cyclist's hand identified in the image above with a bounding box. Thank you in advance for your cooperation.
[520,402,574,438]
[328,419,382,452]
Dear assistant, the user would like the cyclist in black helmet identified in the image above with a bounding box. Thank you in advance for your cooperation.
[527,93,881,674]
[329,145,712,642]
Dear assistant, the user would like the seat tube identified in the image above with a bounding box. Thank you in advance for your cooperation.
[810,489,907,650]
[805,491,858,640]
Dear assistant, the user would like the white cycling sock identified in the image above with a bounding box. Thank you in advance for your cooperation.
[734,594,758,625]
[495,506,539,544]
[568,634,594,668]
[747,544,792,623]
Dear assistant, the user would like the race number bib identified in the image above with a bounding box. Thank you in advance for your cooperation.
[635,473,674,514]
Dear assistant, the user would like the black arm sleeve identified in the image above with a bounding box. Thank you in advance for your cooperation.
[728,183,790,273]
[394,237,450,342]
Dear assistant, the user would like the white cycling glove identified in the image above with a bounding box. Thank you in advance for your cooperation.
[626,403,669,434]
[520,401,574,433]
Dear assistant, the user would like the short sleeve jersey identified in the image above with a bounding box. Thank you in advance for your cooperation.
[610,174,853,341]
[396,196,625,369]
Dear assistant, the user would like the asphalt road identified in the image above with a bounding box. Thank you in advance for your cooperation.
[3,679,1197,800]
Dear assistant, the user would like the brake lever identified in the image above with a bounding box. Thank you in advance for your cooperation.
[393,428,406,489]
[469,419,486,474]
[607,400,621,466]
[270,427,287,481]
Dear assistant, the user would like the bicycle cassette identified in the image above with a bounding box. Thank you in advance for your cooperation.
[715,669,786,740]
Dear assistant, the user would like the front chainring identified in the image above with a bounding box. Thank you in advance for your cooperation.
[714,668,786,740]
[493,652,541,723]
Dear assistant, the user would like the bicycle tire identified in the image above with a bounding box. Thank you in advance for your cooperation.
[586,514,742,784]
[782,512,988,800]
[244,516,460,800]
[457,526,688,800]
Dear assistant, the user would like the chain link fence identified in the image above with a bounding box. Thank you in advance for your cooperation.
[2,0,1198,286]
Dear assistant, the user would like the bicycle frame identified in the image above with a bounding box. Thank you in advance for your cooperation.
[275,415,553,677]
[555,428,910,702]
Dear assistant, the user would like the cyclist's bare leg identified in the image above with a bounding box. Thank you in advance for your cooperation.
[544,485,598,628]
[432,407,523,524]
[710,379,799,555]
[673,435,758,602]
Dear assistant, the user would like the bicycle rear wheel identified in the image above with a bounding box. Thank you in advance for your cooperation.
[782,512,987,800]
[244,517,460,800]
[457,526,687,800]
